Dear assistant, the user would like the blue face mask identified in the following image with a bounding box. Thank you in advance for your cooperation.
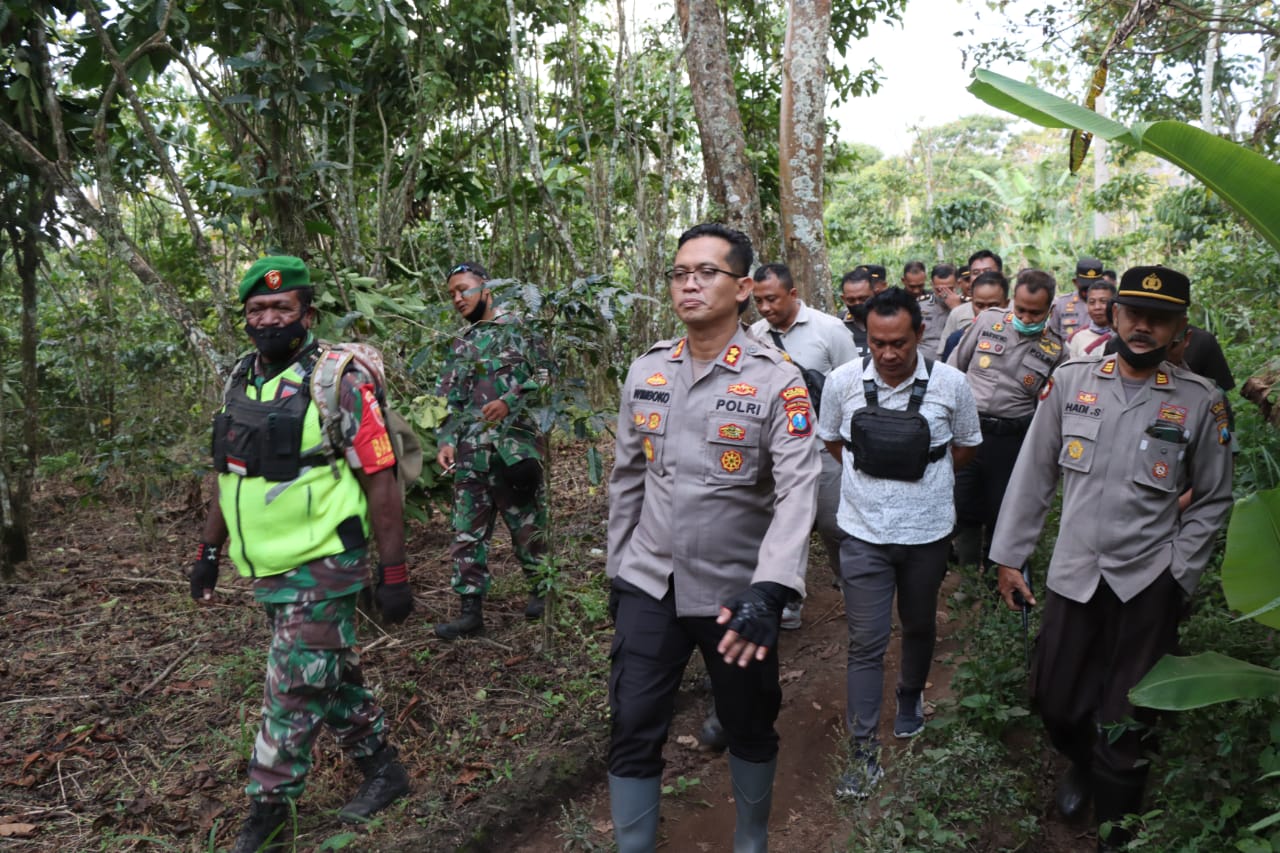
[1011,315,1047,336]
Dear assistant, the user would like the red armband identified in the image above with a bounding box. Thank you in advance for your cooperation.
[379,563,408,585]
[352,384,397,473]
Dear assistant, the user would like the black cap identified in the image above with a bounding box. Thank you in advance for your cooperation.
[1115,265,1190,312]
[957,265,971,281]
[865,264,886,283]
[1074,257,1104,285]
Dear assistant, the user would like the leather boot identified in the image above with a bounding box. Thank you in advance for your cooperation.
[524,591,546,620]
[434,594,483,640]
[231,800,291,853]
[729,755,776,853]
[697,707,728,752]
[1093,767,1146,851]
[609,773,661,853]
[1055,761,1092,819]
[339,743,410,823]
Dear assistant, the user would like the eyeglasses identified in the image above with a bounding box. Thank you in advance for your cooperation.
[663,265,740,286]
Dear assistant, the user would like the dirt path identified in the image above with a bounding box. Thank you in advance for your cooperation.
[511,572,965,851]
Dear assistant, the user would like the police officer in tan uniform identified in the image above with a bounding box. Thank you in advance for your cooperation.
[1049,257,1104,340]
[948,269,1065,576]
[606,223,820,853]
[990,266,1234,852]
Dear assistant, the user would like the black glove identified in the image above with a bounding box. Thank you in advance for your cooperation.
[374,562,414,623]
[189,542,220,600]
[720,582,794,650]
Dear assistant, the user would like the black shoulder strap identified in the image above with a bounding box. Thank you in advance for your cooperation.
[768,329,787,353]
[907,358,933,412]
[860,355,877,406]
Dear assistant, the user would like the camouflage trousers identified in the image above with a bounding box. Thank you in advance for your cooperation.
[245,594,385,802]
[449,468,547,596]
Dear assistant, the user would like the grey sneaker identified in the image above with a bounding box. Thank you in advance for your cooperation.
[835,744,883,800]
[893,688,925,739]
[780,601,803,630]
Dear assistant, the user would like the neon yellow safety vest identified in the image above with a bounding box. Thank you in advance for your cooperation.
[215,353,369,578]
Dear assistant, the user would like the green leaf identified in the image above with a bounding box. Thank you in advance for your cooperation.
[967,69,1280,256]
[1129,652,1280,710]
[966,69,1136,145]
[305,219,337,236]
[1222,487,1280,629]
[586,446,603,486]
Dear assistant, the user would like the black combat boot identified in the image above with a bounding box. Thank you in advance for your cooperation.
[524,591,546,620]
[339,743,411,823]
[1055,761,1092,819]
[1093,767,1145,851]
[231,800,291,853]
[434,594,483,640]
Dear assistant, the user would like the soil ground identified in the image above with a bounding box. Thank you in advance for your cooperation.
[0,453,1092,852]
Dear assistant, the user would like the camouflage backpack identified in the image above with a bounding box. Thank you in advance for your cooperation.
[310,341,424,498]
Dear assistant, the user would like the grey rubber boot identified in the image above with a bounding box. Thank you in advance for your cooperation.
[608,773,661,853]
[729,754,776,853]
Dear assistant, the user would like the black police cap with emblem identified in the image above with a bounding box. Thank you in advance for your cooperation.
[1115,265,1190,313]
[865,264,886,283]
[1074,257,1104,285]
[957,264,971,281]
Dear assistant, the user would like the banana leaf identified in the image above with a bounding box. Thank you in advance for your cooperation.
[1129,652,1280,710]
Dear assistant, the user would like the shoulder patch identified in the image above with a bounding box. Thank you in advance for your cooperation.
[1038,376,1054,401]
[780,386,809,404]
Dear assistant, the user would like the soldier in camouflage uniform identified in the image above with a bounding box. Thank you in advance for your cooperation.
[189,256,413,852]
[434,261,548,640]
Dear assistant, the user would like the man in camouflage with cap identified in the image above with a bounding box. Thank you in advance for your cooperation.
[990,265,1233,851]
[1049,257,1105,340]
[190,255,413,851]
[433,261,547,640]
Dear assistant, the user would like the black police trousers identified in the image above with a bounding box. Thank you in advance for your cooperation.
[1031,571,1186,780]
[608,576,781,778]
[955,416,1032,532]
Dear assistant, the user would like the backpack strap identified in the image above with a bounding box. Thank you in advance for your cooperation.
[220,351,257,403]
[906,358,933,413]
[860,355,878,407]
[310,345,355,480]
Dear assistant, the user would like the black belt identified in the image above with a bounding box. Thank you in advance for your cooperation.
[979,414,1033,435]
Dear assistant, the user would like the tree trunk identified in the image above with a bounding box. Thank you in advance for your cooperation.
[779,0,832,309]
[676,0,766,255]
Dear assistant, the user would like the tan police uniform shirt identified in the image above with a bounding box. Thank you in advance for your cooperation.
[607,325,820,616]
[947,307,1066,419]
[1049,291,1090,340]
[919,293,951,358]
[988,355,1234,603]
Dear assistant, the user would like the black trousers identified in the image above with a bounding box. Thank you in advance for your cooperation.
[608,577,781,777]
[1031,571,1185,779]
[955,418,1030,532]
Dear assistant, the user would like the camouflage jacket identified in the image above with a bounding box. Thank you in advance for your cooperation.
[437,312,542,472]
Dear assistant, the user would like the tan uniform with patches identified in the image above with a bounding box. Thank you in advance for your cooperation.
[1050,291,1090,340]
[989,355,1234,602]
[948,307,1066,417]
[607,325,820,616]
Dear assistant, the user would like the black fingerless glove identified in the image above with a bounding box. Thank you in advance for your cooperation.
[190,542,220,600]
[374,562,414,624]
[721,582,795,650]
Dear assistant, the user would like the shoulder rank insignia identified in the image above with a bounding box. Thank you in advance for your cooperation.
[1100,359,1116,375]
[723,345,742,367]
[646,373,668,386]
[1155,371,1170,386]
[1005,311,1014,323]
[669,338,686,359]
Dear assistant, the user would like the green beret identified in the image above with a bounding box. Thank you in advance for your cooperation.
[239,255,310,302]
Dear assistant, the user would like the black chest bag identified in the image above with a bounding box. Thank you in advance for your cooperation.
[845,358,947,482]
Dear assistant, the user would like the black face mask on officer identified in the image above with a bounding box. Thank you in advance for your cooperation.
[246,317,309,361]
[848,303,871,323]
[1113,334,1168,370]
[464,291,491,324]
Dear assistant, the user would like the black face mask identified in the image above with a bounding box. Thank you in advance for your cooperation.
[1114,335,1168,370]
[247,318,308,362]
[848,303,870,323]
[464,293,490,324]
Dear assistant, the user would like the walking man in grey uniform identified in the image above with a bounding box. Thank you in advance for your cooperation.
[606,223,820,853]
[991,266,1233,851]
[817,287,982,799]
[1049,257,1105,341]
[751,262,858,627]
[948,269,1066,580]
